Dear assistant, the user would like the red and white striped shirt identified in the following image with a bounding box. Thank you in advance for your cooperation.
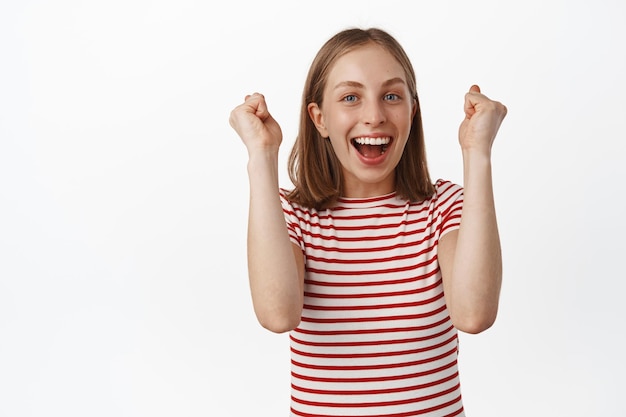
[280,179,465,417]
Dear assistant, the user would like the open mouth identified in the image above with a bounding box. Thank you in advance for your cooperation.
[351,136,392,158]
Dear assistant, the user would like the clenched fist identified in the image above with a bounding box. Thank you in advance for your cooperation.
[229,93,283,155]
[458,85,507,154]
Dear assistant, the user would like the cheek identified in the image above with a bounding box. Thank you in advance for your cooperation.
[325,112,353,136]
[392,109,414,131]
[329,135,353,154]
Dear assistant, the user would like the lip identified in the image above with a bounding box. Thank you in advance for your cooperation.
[350,134,394,166]
[352,133,393,139]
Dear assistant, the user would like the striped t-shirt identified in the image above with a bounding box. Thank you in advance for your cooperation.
[280,179,465,417]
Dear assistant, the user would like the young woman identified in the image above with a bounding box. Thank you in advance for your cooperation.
[229,27,507,417]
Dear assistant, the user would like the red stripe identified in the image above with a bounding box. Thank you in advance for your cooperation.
[293,316,450,336]
[292,371,458,396]
[291,359,458,384]
[281,204,430,226]
[291,335,458,359]
[296,215,435,233]
[305,268,439,287]
[296,309,449,330]
[303,292,444,311]
[291,347,458,371]
[280,195,426,219]
[304,230,436,253]
[336,193,400,204]
[306,256,438,276]
[443,405,465,417]
[441,221,461,235]
[291,384,461,408]
[334,202,425,212]
[441,198,463,219]
[290,325,454,347]
[291,399,462,417]
[298,218,438,243]
[304,279,441,300]
[305,204,430,222]
[306,248,433,265]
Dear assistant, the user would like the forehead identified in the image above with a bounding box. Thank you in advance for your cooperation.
[327,43,407,87]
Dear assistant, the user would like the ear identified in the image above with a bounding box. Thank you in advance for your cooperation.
[411,97,418,118]
[307,102,329,138]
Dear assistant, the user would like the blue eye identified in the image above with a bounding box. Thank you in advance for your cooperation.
[384,93,400,101]
[343,94,357,103]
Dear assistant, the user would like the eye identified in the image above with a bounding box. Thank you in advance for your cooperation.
[384,93,400,101]
[342,94,358,103]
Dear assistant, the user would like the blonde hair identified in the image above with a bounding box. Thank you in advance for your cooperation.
[287,28,435,209]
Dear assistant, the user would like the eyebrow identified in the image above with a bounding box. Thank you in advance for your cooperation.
[333,77,407,90]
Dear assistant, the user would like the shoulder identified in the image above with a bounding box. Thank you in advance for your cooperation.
[433,179,463,198]
[430,179,464,214]
[279,188,318,220]
[280,188,305,208]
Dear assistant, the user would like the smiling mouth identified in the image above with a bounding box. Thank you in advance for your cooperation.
[351,136,392,158]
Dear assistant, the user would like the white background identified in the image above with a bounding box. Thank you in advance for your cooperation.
[1,1,625,416]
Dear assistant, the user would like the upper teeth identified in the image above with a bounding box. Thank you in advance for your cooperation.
[354,137,391,145]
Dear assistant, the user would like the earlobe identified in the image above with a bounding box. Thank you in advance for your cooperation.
[307,102,329,138]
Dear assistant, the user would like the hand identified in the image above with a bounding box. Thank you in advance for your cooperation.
[229,93,283,154]
[458,85,507,154]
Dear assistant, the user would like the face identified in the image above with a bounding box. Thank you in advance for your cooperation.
[308,43,416,198]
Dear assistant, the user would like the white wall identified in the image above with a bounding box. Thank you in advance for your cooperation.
[1,1,625,415]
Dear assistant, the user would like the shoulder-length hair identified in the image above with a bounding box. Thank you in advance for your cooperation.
[286,27,435,210]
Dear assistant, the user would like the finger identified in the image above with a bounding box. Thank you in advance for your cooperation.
[251,94,271,121]
[246,92,264,99]
[463,85,486,118]
[240,93,268,118]
[464,93,477,119]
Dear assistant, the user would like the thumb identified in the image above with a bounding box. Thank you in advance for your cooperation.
[469,84,481,94]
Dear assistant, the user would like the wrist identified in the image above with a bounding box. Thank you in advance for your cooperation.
[462,148,493,184]
[247,149,280,175]
[461,147,492,163]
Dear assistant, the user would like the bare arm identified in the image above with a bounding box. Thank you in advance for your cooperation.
[229,93,305,333]
[438,85,507,334]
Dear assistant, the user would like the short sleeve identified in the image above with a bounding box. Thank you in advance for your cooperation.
[433,179,464,237]
[279,189,305,251]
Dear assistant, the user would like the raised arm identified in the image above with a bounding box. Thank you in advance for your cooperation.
[438,85,507,334]
[229,93,305,333]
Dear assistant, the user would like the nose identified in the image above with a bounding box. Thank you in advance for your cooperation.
[361,98,386,126]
